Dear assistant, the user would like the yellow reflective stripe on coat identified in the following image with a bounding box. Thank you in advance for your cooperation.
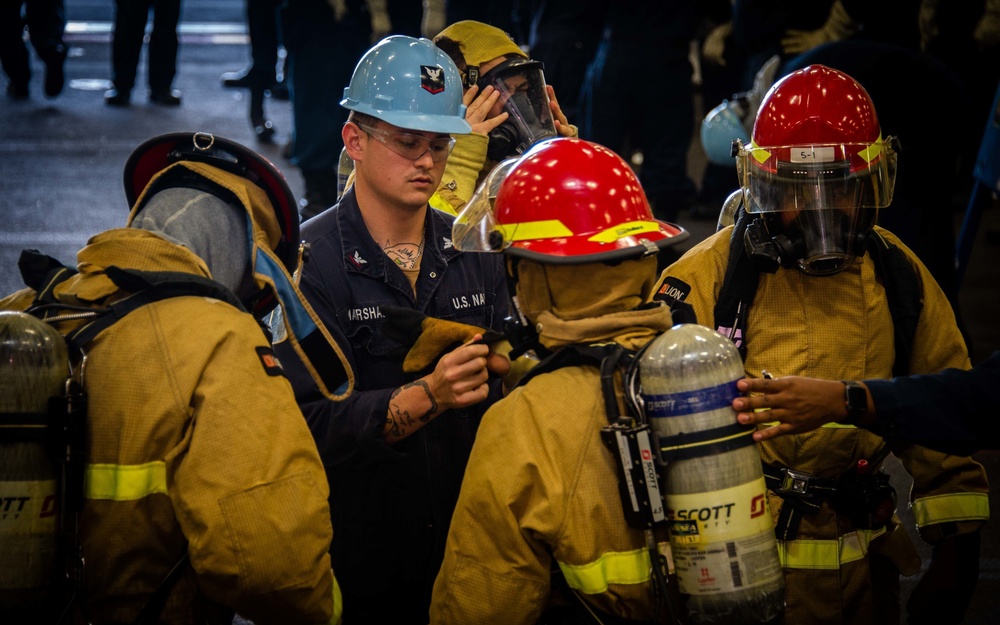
[557,548,651,594]
[330,574,343,625]
[777,527,888,570]
[85,462,168,500]
[911,492,990,527]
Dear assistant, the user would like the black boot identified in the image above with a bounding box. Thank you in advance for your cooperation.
[250,86,275,142]
[299,169,338,221]
[40,44,67,98]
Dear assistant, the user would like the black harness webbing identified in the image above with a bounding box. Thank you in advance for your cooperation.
[62,266,246,352]
[16,251,230,625]
[712,212,923,370]
[520,341,681,625]
[658,422,756,462]
[867,234,923,377]
[709,215,923,539]
[762,442,894,541]
[762,464,840,541]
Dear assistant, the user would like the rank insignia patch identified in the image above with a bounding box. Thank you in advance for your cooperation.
[421,65,445,94]
[346,249,368,270]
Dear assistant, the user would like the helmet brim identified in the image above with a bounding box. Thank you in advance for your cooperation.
[504,222,689,265]
[340,102,473,135]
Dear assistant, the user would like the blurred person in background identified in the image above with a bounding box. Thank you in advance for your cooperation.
[104,0,183,106]
[0,0,67,100]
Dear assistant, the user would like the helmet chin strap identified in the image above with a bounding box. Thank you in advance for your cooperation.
[502,257,542,360]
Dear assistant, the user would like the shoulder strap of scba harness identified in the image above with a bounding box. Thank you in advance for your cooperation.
[20,249,246,348]
[702,210,922,542]
[710,207,922,377]
[17,250,227,625]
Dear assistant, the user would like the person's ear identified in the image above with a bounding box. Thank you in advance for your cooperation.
[342,121,366,161]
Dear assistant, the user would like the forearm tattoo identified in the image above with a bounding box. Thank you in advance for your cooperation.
[385,380,438,438]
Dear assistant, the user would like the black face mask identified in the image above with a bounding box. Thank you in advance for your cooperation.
[744,209,872,276]
[476,59,557,162]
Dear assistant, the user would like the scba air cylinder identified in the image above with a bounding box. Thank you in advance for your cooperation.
[639,324,784,625]
[0,311,67,610]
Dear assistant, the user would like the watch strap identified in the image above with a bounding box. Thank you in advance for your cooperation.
[841,380,867,424]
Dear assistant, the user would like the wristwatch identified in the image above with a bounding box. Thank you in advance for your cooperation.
[841,380,867,424]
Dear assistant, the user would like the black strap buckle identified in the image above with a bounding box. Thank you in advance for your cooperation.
[779,468,815,496]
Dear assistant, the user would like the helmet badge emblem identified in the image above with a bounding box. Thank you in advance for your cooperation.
[421,66,445,94]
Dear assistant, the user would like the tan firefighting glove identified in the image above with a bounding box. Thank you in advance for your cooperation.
[702,21,732,67]
[380,306,538,391]
[780,1,857,55]
[381,306,506,372]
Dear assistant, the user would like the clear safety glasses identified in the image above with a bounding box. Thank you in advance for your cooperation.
[357,123,456,163]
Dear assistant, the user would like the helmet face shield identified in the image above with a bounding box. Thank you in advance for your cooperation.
[736,139,897,215]
[738,65,901,275]
[452,157,520,252]
[736,137,896,275]
[478,59,557,161]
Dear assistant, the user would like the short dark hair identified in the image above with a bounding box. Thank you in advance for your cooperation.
[347,111,379,128]
[433,37,466,71]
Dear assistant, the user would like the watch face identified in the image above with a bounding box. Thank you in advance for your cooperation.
[845,381,867,420]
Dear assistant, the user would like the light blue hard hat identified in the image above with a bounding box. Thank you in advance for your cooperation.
[700,54,782,167]
[341,35,472,135]
[700,98,749,167]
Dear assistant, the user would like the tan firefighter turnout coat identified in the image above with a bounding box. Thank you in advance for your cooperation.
[649,225,989,625]
[431,299,677,624]
[1,167,340,625]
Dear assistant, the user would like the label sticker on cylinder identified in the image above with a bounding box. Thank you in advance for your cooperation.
[666,477,779,594]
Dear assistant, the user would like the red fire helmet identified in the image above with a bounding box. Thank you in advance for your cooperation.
[453,137,688,264]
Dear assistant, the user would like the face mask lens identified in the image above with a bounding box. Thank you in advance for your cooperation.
[502,74,531,98]
[480,61,556,160]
